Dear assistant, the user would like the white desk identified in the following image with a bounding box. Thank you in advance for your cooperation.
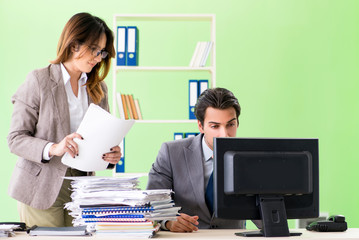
[10,229,359,240]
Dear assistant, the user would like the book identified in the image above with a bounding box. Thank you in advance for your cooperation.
[200,42,213,67]
[124,95,134,119]
[189,41,213,67]
[128,95,139,120]
[28,226,89,236]
[121,94,129,120]
[134,99,143,120]
[189,42,200,67]
[116,92,126,119]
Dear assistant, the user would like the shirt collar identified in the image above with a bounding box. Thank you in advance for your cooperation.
[60,63,88,85]
[202,135,213,162]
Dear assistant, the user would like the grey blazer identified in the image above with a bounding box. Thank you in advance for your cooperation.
[7,63,109,210]
[147,133,245,229]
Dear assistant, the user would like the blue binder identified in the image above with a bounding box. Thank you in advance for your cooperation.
[184,132,199,138]
[126,26,139,66]
[198,79,208,97]
[116,26,127,66]
[174,132,184,140]
[189,80,198,119]
[115,139,125,173]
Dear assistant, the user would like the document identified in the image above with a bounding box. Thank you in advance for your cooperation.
[62,104,135,172]
[28,226,89,236]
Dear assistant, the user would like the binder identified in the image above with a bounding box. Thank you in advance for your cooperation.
[82,206,154,214]
[189,80,198,119]
[116,26,127,66]
[184,132,198,138]
[116,139,125,173]
[116,92,126,119]
[174,133,183,140]
[126,26,138,66]
[198,79,208,97]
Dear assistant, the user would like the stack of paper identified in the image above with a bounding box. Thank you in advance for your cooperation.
[64,175,180,237]
[0,225,19,237]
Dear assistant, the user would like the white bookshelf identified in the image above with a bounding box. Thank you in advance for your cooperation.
[112,14,216,176]
[112,14,216,118]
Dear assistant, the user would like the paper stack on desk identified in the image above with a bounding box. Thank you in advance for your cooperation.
[64,175,180,237]
[0,224,19,237]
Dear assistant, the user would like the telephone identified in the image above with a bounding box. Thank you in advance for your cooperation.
[306,215,347,232]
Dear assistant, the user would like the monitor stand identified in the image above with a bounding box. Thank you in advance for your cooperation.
[236,195,302,237]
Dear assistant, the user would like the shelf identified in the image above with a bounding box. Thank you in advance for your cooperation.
[114,14,215,22]
[115,66,214,72]
[134,120,197,123]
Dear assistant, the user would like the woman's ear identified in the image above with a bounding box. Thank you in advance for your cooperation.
[71,41,80,52]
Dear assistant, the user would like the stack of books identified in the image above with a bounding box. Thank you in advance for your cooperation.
[116,93,143,120]
[64,175,179,237]
[189,41,213,67]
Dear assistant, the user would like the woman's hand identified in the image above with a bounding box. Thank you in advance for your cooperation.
[102,145,122,165]
[49,133,83,158]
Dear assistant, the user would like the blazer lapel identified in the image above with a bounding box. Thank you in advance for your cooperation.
[183,134,212,219]
[49,64,71,137]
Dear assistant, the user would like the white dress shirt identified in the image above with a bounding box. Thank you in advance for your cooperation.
[202,135,213,190]
[42,63,88,160]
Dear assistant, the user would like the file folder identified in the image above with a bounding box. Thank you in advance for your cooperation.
[116,26,127,66]
[116,139,125,173]
[127,26,139,66]
[189,80,198,119]
[174,133,184,140]
[184,132,198,138]
[198,79,208,97]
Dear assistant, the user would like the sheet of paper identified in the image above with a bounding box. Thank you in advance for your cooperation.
[62,104,135,172]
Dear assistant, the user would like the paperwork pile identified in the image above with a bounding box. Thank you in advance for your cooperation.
[64,175,179,237]
[0,224,19,237]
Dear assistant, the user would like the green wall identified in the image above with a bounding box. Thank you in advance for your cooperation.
[1,0,359,228]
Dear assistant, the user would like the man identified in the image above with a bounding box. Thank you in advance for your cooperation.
[147,87,250,232]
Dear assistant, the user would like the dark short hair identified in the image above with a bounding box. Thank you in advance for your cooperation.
[194,87,241,125]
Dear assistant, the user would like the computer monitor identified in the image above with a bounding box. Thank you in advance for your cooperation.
[213,138,319,237]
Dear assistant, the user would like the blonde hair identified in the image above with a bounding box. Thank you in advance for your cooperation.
[51,12,115,104]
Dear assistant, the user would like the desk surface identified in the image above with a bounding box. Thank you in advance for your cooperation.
[10,229,359,240]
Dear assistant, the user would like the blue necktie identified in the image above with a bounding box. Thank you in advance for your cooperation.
[205,172,214,215]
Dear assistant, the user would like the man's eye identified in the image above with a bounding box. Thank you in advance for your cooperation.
[211,125,219,129]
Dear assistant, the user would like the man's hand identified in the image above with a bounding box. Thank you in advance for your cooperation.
[166,213,199,232]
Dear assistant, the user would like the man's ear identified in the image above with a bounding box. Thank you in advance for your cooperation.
[198,120,204,133]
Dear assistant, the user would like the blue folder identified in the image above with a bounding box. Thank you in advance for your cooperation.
[116,26,127,66]
[115,139,125,173]
[198,79,208,97]
[126,26,139,66]
[189,80,198,119]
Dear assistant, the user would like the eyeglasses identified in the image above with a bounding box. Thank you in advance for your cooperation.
[88,46,108,59]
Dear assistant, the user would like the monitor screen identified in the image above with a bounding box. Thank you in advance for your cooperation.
[213,138,319,237]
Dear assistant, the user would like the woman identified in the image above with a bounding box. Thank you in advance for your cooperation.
[7,12,120,227]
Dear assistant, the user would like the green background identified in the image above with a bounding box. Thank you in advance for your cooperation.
[1,0,359,229]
